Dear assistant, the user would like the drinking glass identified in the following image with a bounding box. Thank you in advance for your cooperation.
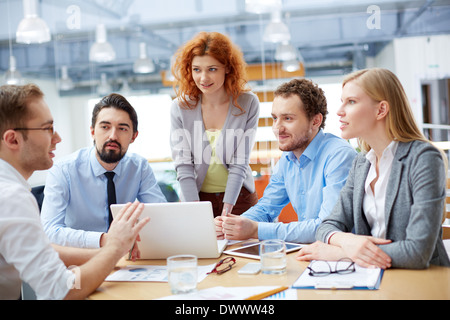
[260,239,287,274]
[167,254,198,294]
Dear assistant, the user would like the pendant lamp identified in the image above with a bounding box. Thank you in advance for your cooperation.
[133,42,155,74]
[4,56,22,85]
[59,66,74,91]
[89,24,116,63]
[263,11,290,43]
[16,0,51,44]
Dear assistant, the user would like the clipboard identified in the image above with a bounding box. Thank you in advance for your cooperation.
[292,261,384,290]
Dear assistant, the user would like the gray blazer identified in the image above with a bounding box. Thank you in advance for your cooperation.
[317,140,450,269]
[170,92,260,205]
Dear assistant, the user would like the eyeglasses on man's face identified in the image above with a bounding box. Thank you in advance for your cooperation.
[307,258,355,277]
[207,257,236,275]
[13,126,57,136]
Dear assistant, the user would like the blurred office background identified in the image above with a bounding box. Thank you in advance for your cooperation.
[1,0,450,197]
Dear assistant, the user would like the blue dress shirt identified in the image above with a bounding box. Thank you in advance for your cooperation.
[242,130,356,243]
[41,147,167,248]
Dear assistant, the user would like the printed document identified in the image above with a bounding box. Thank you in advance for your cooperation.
[293,261,383,290]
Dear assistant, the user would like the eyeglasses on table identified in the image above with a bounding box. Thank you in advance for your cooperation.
[207,257,236,275]
[307,258,355,277]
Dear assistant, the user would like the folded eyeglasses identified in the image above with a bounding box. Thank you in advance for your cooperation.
[207,257,236,275]
[307,258,355,277]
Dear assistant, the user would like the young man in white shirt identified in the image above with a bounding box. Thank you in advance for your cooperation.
[0,84,149,300]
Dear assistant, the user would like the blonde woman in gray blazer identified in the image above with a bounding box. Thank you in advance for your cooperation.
[297,68,450,269]
[170,32,259,217]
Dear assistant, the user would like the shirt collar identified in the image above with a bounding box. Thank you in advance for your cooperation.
[365,140,399,165]
[303,129,324,161]
[0,158,31,190]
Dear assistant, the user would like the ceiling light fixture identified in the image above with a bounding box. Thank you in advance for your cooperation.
[133,42,155,74]
[245,0,282,14]
[275,41,298,61]
[16,0,51,44]
[263,10,291,43]
[4,56,22,85]
[97,73,112,96]
[59,65,74,91]
[89,24,116,63]
[281,50,304,73]
[281,59,300,72]
[120,79,132,96]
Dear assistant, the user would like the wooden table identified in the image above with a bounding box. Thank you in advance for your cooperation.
[89,242,450,301]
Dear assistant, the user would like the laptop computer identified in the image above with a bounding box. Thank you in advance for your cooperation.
[110,201,227,259]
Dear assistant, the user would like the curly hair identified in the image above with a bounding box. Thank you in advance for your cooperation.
[172,32,249,113]
[274,78,328,130]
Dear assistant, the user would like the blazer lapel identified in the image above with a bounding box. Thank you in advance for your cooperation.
[354,157,372,234]
[384,142,412,233]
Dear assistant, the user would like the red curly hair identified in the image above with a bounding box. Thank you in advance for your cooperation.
[172,32,249,113]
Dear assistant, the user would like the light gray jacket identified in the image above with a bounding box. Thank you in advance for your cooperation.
[170,92,260,205]
[317,140,450,268]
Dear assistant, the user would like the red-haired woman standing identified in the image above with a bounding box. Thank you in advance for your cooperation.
[170,32,260,217]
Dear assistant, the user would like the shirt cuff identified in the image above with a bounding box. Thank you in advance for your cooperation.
[325,231,339,244]
[257,222,277,240]
[85,231,103,249]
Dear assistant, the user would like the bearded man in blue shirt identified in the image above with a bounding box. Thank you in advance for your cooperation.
[41,94,166,253]
[215,79,356,243]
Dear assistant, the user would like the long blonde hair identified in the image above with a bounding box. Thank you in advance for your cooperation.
[344,68,448,220]
[343,68,426,152]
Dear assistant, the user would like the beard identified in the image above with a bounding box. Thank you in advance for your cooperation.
[95,139,126,163]
[277,131,312,153]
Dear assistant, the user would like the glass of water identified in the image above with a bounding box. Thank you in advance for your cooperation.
[260,239,287,275]
[167,254,198,294]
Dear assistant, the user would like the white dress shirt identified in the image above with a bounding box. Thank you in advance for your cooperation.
[363,140,398,239]
[0,159,74,300]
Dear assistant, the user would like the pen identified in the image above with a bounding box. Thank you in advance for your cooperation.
[128,242,136,260]
[245,286,289,300]
[222,207,229,217]
[128,217,140,260]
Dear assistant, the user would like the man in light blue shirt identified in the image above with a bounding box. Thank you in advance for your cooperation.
[41,93,166,249]
[216,79,356,243]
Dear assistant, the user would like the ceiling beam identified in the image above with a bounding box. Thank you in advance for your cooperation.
[396,0,435,35]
